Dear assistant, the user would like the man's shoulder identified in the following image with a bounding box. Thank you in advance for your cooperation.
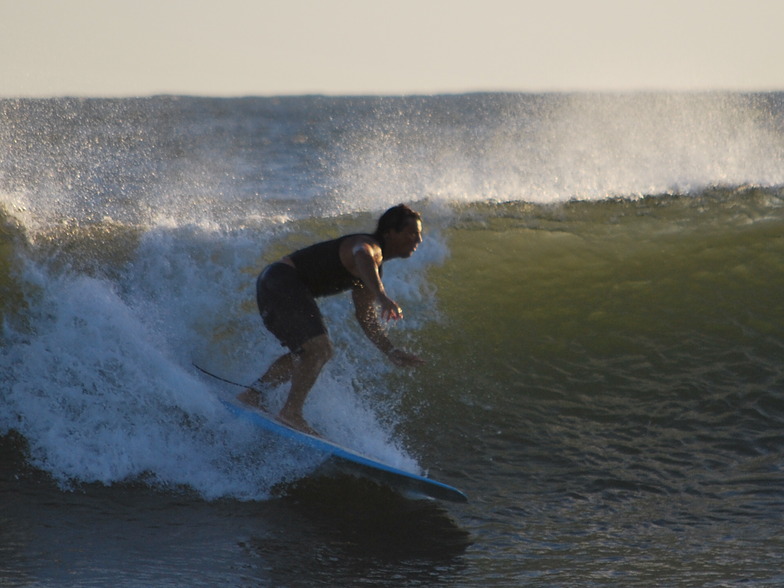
[341,232,377,243]
[341,233,381,252]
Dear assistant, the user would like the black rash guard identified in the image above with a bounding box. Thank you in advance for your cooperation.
[289,234,381,297]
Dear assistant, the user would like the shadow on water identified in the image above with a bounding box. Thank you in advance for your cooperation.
[2,432,471,587]
[243,474,472,586]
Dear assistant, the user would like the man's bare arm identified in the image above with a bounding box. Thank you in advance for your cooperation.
[349,240,403,321]
[352,285,425,366]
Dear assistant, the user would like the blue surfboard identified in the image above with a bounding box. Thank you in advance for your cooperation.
[222,400,468,503]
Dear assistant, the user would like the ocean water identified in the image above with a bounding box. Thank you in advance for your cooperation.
[1,93,783,586]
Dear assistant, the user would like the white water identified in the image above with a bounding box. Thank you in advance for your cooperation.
[2,212,449,497]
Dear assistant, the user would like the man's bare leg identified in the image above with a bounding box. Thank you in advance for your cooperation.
[278,334,333,435]
[237,353,295,408]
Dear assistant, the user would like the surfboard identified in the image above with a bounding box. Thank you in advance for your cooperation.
[221,400,468,503]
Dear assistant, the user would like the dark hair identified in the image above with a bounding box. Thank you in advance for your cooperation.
[373,204,421,243]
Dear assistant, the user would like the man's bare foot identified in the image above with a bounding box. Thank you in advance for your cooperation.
[237,388,265,410]
[277,412,320,437]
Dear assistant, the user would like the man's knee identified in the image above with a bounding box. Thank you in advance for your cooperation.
[299,335,333,367]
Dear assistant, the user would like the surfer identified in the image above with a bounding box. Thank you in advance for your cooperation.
[239,204,426,434]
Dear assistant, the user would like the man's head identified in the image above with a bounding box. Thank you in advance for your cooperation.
[374,204,423,259]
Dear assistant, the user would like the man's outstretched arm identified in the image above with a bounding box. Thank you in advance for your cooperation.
[352,285,425,367]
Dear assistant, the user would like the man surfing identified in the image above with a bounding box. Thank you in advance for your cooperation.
[239,204,425,434]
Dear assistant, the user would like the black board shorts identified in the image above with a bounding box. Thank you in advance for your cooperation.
[256,263,327,354]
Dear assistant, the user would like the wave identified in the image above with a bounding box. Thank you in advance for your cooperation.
[3,94,783,228]
[331,93,784,208]
[425,187,784,504]
[2,91,783,502]
[0,203,425,498]
[3,186,782,491]
[430,185,784,374]
[0,207,29,331]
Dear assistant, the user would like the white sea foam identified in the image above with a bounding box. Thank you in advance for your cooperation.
[333,93,784,205]
[0,211,436,497]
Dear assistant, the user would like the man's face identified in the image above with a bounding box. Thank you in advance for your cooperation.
[386,218,423,259]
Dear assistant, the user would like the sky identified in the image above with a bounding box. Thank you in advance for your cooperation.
[2,0,783,97]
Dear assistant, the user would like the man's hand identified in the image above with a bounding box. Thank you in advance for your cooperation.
[378,294,404,321]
